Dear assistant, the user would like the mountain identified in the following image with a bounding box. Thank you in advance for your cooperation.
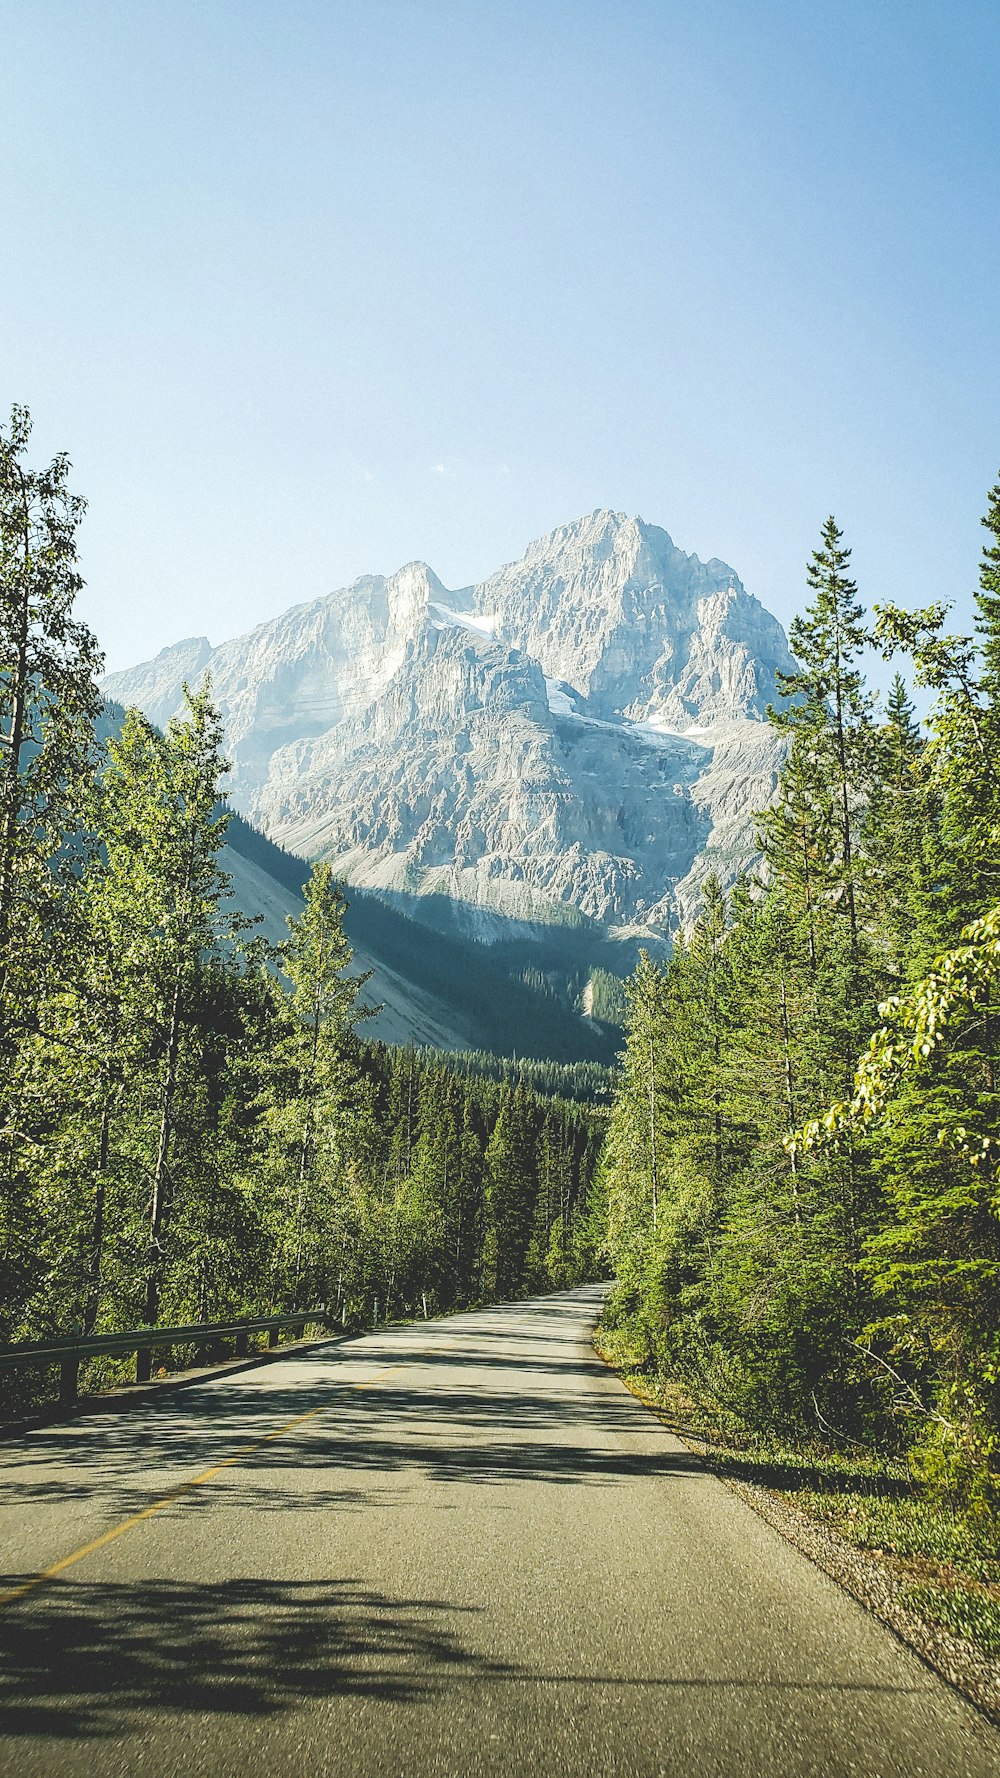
[104,511,793,955]
[222,815,619,1064]
[97,703,621,1064]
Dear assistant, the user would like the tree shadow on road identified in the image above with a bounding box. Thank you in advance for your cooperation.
[0,1386,701,1518]
[0,1311,701,1515]
[0,1574,513,1742]
[0,1568,936,1752]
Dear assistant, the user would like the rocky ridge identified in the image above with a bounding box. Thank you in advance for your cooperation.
[104,511,794,940]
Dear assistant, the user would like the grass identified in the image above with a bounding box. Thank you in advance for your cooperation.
[594,1320,1000,1665]
[903,1587,1000,1656]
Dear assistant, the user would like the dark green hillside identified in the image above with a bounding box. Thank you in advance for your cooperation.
[225,809,313,898]
[225,813,623,1064]
[423,1049,616,1105]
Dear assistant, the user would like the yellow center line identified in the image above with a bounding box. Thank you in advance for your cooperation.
[0,1359,409,1611]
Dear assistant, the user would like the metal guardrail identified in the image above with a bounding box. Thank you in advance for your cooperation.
[0,1310,335,1405]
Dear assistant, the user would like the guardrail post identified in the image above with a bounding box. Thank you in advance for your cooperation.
[0,1307,331,1409]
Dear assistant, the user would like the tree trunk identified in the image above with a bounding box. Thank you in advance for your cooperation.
[833,652,859,958]
[0,502,30,1036]
[138,966,183,1378]
[799,816,818,973]
[82,1100,110,1335]
[648,1033,658,1232]
[779,976,802,1227]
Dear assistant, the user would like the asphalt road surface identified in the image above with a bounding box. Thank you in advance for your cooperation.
[1,1285,998,1778]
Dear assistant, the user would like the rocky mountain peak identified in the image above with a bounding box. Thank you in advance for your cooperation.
[102,510,795,940]
[469,510,791,725]
[105,634,213,731]
[384,560,454,630]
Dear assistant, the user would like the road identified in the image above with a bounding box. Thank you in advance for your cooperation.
[0,1285,997,1777]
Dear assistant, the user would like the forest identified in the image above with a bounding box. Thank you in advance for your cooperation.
[0,408,604,1412]
[599,484,1000,1513]
[6,393,1000,1526]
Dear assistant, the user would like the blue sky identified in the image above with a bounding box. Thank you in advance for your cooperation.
[2,0,997,673]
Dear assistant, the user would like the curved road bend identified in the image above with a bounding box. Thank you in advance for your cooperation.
[0,1285,997,1778]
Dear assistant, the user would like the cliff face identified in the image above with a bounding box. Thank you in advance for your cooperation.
[470,510,792,728]
[103,511,793,940]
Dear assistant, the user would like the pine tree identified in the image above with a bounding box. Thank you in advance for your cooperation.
[861,675,925,979]
[771,517,874,958]
[758,719,837,973]
[482,1084,537,1300]
[975,477,1000,696]
[263,862,372,1308]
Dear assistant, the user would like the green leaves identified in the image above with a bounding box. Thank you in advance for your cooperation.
[599,494,1000,1481]
[0,414,607,1410]
[0,407,104,1340]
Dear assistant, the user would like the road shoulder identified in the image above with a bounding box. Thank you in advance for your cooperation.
[594,1335,1000,1728]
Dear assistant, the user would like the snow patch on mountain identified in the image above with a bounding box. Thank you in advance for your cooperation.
[544,677,579,716]
[430,603,498,639]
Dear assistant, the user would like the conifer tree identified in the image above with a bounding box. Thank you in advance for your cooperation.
[861,675,925,979]
[975,477,1000,695]
[264,862,371,1307]
[483,1083,537,1300]
[770,517,874,957]
[758,724,837,973]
